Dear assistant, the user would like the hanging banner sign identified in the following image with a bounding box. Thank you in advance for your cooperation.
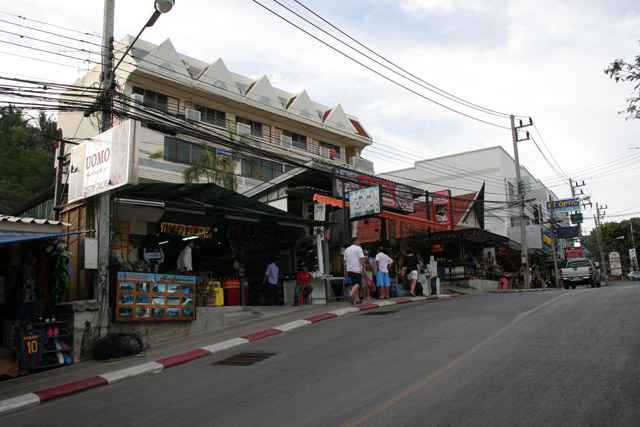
[431,190,452,230]
[541,228,553,252]
[630,248,637,267]
[334,169,414,212]
[557,226,579,239]
[546,198,580,213]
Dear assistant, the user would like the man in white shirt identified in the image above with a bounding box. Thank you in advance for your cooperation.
[177,240,194,274]
[343,238,365,305]
[375,246,393,299]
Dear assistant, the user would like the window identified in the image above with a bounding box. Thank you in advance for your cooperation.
[318,141,341,155]
[281,129,307,150]
[133,86,168,112]
[196,106,226,127]
[164,136,209,166]
[236,117,263,137]
[241,157,284,181]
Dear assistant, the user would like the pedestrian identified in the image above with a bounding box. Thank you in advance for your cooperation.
[375,247,393,299]
[426,261,438,295]
[402,247,420,296]
[177,240,194,274]
[343,238,365,305]
[262,259,280,305]
[363,249,376,301]
[294,264,313,306]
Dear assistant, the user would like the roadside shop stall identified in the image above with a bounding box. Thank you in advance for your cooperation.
[0,216,88,378]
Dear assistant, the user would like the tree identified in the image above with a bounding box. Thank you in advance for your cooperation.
[604,44,640,120]
[0,106,58,213]
[586,217,640,270]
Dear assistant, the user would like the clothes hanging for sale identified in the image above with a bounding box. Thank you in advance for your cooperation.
[14,329,47,369]
[52,255,70,303]
[23,265,36,303]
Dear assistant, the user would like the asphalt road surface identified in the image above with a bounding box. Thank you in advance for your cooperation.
[5,281,640,426]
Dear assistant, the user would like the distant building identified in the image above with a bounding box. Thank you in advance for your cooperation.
[57,36,374,194]
[379,146,570,253]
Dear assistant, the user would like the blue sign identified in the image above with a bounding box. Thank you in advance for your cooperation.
[557,226,579,239]
[546,198,580,213]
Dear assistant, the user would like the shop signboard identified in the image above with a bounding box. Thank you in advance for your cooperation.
[546,198,580,213]
[609,251,622,276]
[541,228,553,252]
[115,272,196,321]
[564,247,583,258]
[431,190,452,229]
[431,242,444,252]
[630,248,637,268]
[334,169,414,212]
[557,226,579,239]
[348,185,382,219]
[68,120,140,203]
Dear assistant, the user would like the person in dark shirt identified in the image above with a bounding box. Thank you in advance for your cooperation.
[402,247,421,297]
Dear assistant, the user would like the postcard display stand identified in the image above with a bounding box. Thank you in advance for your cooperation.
[115,272,196,321]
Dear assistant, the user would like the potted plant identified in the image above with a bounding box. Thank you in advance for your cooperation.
[203,280,221,306]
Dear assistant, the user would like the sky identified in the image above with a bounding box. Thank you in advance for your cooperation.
[1,0,639,233]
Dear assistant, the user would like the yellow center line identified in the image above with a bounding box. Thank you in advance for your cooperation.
[343,293,569,427]
[4,305,328,393]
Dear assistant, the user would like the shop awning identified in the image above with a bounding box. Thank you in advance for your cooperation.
[312,194,445,229]
[0,230,87,246]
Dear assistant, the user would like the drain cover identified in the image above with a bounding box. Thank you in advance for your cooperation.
[360,310,398,315]
[212,352,278,366]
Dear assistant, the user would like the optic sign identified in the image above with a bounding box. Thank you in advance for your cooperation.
[68,120,139,203]
[546,198,580,213]
[348,185,383,220]
[564,247,583,258]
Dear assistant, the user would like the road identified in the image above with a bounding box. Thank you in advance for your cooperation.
[4,281,640,426]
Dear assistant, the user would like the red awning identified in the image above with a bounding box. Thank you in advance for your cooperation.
[313,194,445,230]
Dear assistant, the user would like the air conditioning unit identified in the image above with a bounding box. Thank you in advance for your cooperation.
[185,108,201,122]
[237,123,251,136]
[353,156,374,171]
[319,147,331,158]
[132,93,144,104]
[281,135,292,149]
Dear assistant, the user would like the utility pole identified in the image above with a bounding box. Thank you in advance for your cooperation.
[569,179,586,248]
[549,195,560,288]
[630,220,638,271]
[511,115,533,288]
[595,203,608,286]
[92,0,116,338]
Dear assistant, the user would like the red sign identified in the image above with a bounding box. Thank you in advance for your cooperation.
[565,247,583,258]
[431,190,452,230]
[431,242,444,253]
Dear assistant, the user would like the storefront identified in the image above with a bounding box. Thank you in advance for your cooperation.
[0,215,88,378]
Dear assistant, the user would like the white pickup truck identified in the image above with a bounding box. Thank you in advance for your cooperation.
[560,258,601,289]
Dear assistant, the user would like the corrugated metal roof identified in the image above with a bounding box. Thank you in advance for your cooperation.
[0,215,70,226]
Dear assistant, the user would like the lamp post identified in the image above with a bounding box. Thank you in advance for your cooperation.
[94,0,174,338]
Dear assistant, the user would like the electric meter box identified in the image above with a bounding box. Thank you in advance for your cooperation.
[81,238,98,269]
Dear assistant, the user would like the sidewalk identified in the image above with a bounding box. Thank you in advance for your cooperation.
[0,294,460,416]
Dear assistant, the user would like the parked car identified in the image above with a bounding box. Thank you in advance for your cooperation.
[559,258,601,289]
[627,271,640,281]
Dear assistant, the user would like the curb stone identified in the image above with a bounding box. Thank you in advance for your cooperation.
[0,293,460,417]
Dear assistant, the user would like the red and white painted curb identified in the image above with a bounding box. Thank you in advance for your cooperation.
[0,294,460,416]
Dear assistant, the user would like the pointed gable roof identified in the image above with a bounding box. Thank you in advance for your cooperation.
[244,75,284,110]
[322,104,354,134]
[197,58,241,95]
[139,39,192,84]
[286,90,321,123]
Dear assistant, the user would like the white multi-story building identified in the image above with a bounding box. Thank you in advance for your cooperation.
[58,37,374,194]
[379,146,569,252]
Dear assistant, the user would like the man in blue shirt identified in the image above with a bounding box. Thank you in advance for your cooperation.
[262,259,280,305]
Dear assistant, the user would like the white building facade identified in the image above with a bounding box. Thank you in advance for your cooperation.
[58,37,374,195]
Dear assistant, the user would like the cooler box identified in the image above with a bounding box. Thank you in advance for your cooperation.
[223,280,248,306]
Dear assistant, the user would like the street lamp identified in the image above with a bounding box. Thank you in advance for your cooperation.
[111,0,176,80]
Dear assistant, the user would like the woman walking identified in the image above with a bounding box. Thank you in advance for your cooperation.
[402,247,420,297]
